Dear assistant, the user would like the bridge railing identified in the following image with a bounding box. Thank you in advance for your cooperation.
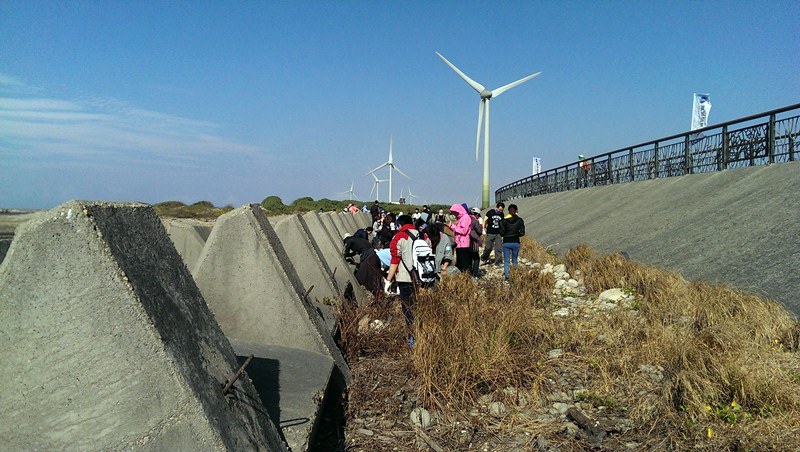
[495,103,800,202]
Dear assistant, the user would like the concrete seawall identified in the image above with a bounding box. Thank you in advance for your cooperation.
[513,161,800,317]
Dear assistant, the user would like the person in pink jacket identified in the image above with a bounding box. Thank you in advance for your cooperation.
[447,203,473,272]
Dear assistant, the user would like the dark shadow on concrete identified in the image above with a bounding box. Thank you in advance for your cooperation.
[309,373,347,451]
[237,355,282,436]
[0,233,13,265]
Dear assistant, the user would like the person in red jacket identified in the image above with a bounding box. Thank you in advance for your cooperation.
[386,215,422,346]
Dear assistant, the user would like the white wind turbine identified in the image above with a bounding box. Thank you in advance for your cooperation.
[406,186,420,204]
[436,51,541,209]
[366,136,410,203]
[369,172,388,202]
[337,180,359,201]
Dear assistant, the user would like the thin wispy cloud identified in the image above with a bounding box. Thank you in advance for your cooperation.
[0,74,264,167]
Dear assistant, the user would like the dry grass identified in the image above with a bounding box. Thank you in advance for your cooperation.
[405,239,800,449]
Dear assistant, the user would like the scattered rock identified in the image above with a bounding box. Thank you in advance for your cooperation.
[548,348,564,359]
[552,402,569,415]
[369,319,385,331]
[566,278,579,288]
[638,364,665,382]
[553,307,571,317]
[357,428,374,436]
[598,288,628,303]
[410,407,431,429]
[489,401,506,417]
[357,315,370,333]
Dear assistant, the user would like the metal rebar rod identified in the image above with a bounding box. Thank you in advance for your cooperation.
[222,354,254,395]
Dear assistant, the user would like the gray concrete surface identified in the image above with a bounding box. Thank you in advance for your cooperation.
[300,211,365,304]
[343,212,359,232]
[269,214,341,337]
[192,204,352,384]
[0,201,284,451]
[162,217,213,272]
[232,340,334,452]
[514,162,800,317]
[321,212,346,240]
[0,210,43,265]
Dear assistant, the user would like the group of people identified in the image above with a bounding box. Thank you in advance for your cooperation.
[342,200,526,347]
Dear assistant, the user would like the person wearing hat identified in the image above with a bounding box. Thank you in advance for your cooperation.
[467,206,484,277]
[578,154,591,188]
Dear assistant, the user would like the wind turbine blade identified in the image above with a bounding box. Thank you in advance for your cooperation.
[435,52,486,94]
[492,71,542,98]
[393,165,411,180]
[370,172,379,181]
[350,180,355,191]
[388,136,393,163]
[366,162,388,175]
[476,99,485,161]
[370,183,376,198]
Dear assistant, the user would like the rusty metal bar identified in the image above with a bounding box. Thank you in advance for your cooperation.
[222,354,254,395]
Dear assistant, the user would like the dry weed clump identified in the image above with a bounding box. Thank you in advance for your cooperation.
[408,241,800,449]
[559,247,799,447]
[412,272,557,411]
[520,235,559,265]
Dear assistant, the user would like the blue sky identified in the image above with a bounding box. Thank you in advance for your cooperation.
[2,1,798,209]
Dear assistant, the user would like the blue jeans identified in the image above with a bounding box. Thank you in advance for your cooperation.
[502,242,520,278]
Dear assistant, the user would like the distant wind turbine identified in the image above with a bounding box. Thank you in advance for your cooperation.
[436,51,541,209]
[406,186,419,204]
[369,172,388,202]
[366,136,410,203]
[337,180,359,201]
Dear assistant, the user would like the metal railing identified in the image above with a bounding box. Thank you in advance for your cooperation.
[495,103,800,202]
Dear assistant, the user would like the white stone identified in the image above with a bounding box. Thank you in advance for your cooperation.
[554,279,566,289]
[489,402,506,417]
[566,279,579,288]
[598,288,627,303]
[410,407,431,429]
[548,348,563,358]
[369,319,385,331]
[597,302,617,311]
[552,402,569,414]
[553,307,571,317]
[554,264,566,273]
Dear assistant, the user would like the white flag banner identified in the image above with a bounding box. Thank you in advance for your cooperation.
[691,93,712,131]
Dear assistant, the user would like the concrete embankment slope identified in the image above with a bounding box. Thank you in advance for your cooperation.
[514,162,800,317]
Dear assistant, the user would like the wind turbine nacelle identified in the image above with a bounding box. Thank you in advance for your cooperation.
[480,89,493,99]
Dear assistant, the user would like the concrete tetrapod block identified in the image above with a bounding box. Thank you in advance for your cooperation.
[300,211,365,305]
[268,214,340,337]
[342,212,359,233]
[192,204,352,385]
[321,211,346,240]
[231,340,334,452]
[0,201,285,451]
[337,212,353,233]
[162,217,213,272]
[359,212,372,228]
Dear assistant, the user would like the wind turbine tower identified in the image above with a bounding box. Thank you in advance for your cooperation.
[338,180,359,201]
[436,52,541,209]
[369,172,388,202]
[366,136,411,203]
